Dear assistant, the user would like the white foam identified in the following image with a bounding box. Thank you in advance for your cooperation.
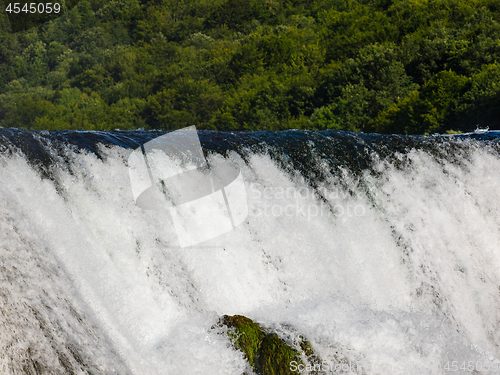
[1,141,499,374]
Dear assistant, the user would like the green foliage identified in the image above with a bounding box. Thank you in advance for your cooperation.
[319,4,398,62]
[374,66,500,134]
[205,0,276,32]
[1,0,500,133]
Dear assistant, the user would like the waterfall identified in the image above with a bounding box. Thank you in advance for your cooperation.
[1,128,499,374]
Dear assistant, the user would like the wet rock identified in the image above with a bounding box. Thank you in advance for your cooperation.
[220,314,319,375]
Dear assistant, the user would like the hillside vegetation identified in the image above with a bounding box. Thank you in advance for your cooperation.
[1,0,499,133]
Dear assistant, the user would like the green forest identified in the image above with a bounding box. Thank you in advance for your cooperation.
[1,0,500,134]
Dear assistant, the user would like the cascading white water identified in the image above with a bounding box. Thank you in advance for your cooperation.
[1,133,500,374]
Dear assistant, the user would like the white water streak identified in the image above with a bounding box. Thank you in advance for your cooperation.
[0,143,500,374]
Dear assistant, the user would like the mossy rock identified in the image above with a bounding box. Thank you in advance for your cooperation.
[222,315,266,367]
[299,337,315,358]
[257,333,302,375]
[220,315,317,375]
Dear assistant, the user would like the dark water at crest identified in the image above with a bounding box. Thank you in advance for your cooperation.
[2,128,500,182]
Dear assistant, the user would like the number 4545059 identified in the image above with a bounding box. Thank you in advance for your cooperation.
[5,3,61,14]
[443,360,498,371]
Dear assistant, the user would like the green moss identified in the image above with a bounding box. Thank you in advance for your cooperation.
[222,315,266,367]
[299,336,322,372]
[221,315,316,375]
[299,337,315,357]
[257,333,302,375]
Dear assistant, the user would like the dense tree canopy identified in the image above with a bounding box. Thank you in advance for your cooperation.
[1,0,499,133]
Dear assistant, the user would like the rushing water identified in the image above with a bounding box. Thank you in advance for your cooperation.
[1,128,500,374]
